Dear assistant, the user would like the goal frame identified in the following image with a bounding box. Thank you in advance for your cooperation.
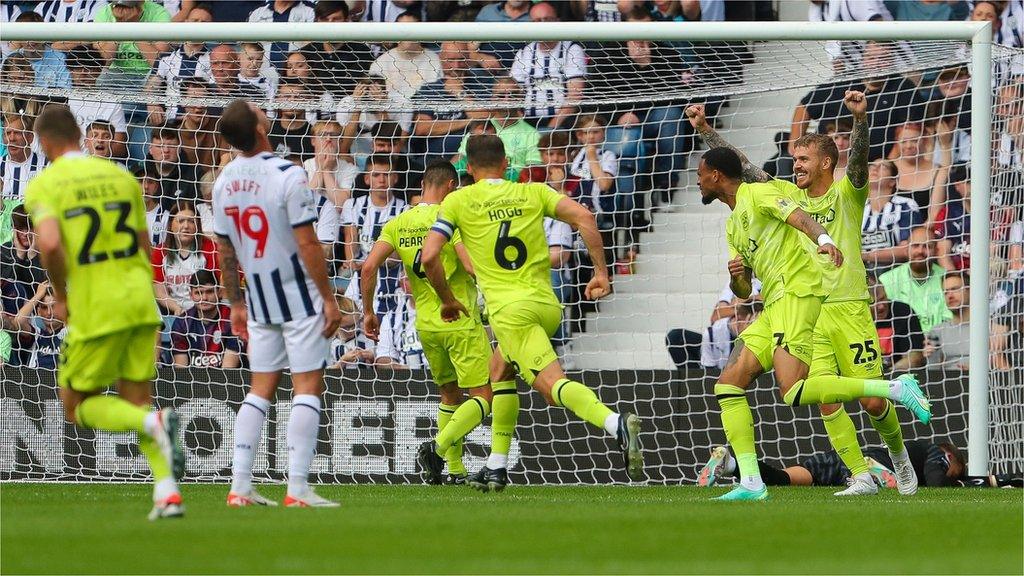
[2,20,995,476]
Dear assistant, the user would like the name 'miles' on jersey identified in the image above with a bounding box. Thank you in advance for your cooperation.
[212,152,322,324]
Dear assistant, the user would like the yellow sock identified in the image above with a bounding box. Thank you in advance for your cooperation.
[551,379,613,430]
[822,406,869,477]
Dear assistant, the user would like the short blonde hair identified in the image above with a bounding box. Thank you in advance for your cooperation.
[313,120,343,137]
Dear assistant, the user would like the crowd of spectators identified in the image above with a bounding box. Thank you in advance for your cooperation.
[0,0,1021,374]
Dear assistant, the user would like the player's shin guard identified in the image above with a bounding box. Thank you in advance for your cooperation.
[551,378,614,433]
[868,400,905,454]
[715,384,762,490]
[74,395,148,432]
[488,381,518,469]
[286,395,321,496]
[821,406,870,477]
[232,393,270,495]
[436,393,491,471]
[782,375,891,406]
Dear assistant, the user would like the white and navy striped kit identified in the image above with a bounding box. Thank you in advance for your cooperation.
[146,203,170,246]
[0,151,48,202]
[155,47,211,120]
[0,3,21,57]
[341,195,407,262]
[212,152,323,325]
[511,41,587,120]
[377,294,426,369]
[34,0,105,23]
[861,195,923,252]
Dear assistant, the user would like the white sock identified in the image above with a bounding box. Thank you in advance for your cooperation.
[153,477,179,502]
[723,453,737,475]
[741,475,765,491]
[603,413,619,437]
[486,452,509,470]
[231,393,270,495]
[287,394,321,496]
[890,447,909,461]
[143,411,160,437]
[887,379,903,402]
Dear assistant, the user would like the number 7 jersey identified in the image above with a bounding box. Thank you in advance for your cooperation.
[212,152,323,325]
[433,178,563,314]
[24,153,160,340]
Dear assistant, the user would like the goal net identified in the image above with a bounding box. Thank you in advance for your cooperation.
[1,22,1021,484]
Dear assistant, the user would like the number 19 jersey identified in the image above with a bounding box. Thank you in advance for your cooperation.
[23,152,160,341]
[433,178,563,314]
[212,152,323,325]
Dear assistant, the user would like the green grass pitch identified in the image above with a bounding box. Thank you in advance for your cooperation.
[2,483,1021,574]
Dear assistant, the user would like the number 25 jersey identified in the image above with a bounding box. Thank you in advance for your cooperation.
[212,152,323,325]
[433,178,563,314]
[23,153,160,341]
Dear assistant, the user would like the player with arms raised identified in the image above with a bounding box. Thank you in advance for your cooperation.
[24,104,185,520]
[422,135,643,488]
[688,94,917,497]
[694,145,931,501]
[215,100,342,508]
[361,161,507,485]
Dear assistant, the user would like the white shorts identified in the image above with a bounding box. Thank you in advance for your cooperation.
[247,313,330,373]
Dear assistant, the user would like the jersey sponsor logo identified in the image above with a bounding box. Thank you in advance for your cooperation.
[809,207,836,225]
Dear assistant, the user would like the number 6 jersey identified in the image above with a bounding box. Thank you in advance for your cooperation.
[212,152,322,325]
[23,152,160,341]
[432,178,563,315]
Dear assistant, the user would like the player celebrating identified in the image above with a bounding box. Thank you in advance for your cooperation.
[694,146,931,501]
[422,135,643,487]
[688,95,916,497]
[24,104,185,520]
[214,100,343,508]
[360,161,506,485]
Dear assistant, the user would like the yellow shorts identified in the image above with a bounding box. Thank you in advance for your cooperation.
[488,301,561,385]
[58,325,159,393]
[419,323,492,389]
[739,294,822,371]
[810,300,883,379]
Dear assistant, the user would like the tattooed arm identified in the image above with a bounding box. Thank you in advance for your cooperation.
[686,104,771,183]
[844,90,870,188]
[217,237,248,342]
[786,208,844,268]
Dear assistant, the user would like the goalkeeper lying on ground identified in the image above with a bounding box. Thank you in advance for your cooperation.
[701,440,1022,489]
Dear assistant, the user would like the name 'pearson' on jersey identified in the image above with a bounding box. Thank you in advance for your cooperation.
[212,152,323,324]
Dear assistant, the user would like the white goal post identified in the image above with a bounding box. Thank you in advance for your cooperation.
[0,20,1003,480]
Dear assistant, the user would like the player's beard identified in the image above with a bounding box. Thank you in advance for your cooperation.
[701,191,715,205]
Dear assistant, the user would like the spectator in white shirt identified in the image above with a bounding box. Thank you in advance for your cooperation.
[247,0,316,68]
[65,46,128,158]
[145,31,211,126]
[368,11,441,101]
[305,120,360,212]
[375,281,426,369]
[0,115,47,203]
[238,42,278,100]
[510,2,587,130]
[570,114,618,230]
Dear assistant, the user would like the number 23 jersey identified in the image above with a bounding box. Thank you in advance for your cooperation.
[23,153,160,341]
[433,179,563,314]
[212,152,323,325]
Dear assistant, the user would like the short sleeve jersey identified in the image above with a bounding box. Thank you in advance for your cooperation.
[23,153,160,340]
[433,179,563,314]
[725,181,824,306]
[378,203,480,333]
[773,175,870,302]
